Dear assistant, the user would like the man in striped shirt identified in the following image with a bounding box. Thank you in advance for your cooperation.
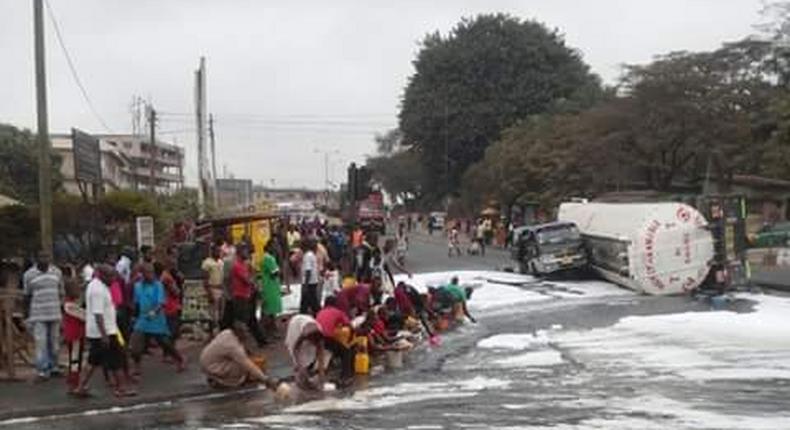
[23,251,64,380]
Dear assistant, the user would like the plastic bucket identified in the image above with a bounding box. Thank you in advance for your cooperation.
[386,350,404,369]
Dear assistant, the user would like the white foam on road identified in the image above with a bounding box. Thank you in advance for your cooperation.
[477,332,550,350]
[554,292,790,382]
[493,350,564,367]
[246,414,321,425]
[395,270,629,313]
[280,376,509,414]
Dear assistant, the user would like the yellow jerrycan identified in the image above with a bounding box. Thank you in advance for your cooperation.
[354,335,370,375]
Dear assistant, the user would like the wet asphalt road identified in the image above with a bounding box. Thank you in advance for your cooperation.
[5,233,788,429]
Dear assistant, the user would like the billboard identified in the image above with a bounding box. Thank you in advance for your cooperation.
[71,128,102,184]
[216,178,253,209]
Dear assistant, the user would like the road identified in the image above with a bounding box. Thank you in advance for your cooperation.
[3,233,789,429]
[403,230,513,273]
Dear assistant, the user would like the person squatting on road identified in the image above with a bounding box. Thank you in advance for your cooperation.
[315,295,355,387]
[199,322,291,399]
[429,276,477,324]
[284,314,327,392]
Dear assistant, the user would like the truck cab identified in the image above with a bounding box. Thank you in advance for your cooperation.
[514,221,587,275]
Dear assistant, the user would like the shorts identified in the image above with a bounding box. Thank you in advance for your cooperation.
[209,286,224,302]
[87,336,123,371]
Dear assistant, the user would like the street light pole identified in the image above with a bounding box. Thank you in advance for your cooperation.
[33,0,53,254]
[324,152,329,193]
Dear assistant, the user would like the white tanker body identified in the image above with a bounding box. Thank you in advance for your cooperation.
[558,202,714,295]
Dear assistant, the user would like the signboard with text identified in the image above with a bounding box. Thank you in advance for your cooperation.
[136,216,155,250]
[71,128,102,184]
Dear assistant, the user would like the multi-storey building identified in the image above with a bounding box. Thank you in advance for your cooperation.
[51,133,184,196]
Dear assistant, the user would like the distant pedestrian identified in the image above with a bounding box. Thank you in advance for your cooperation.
[448,225,462,257]
[156,262,182,342]
[62,278,85,389]
[300,239,321,315]
[258,241,283,335]
[230,247,256,324]
[476,221,486,256]
[287,225,302,250]
[229,247,266,345]
[201,245,225,335]
[129,263,185,375]
[23,250,64,380]
[115,249,133,286]
[323,261,341,296]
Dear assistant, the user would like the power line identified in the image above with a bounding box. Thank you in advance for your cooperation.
[44,0,112,132]
[158,128,196,135]
[159,117,393,126]
[158,111,395,119]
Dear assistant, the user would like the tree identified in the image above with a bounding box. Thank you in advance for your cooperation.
[157,188,200,230]
[367,150,424,206]
[464,33,790,214]
[0,124,62,204]
[399,13,602,201]
[0,204,38,259]
[620,40,789,189]
[373,128,403,155]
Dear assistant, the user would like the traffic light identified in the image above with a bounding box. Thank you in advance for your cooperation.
[347,163,357,201]
[356,166,371,199]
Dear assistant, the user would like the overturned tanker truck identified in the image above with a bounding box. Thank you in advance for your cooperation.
[558,201,721,295]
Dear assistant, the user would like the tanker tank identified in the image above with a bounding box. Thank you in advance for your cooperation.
[558,201,714,295]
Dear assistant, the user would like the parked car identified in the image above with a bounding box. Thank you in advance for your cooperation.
[513,221,587,275]
[429,211,446,230]
[752,222,790,248]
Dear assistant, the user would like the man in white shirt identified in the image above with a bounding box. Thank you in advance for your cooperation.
[299,239,320,315]
[115,251,133,285]
[72,265,134,397]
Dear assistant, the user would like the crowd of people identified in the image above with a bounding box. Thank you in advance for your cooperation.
[19,216,477,401]
[21,244,186,397]
[199,217,477,393]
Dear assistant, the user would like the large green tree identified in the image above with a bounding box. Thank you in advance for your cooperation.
[620,40,787,190]
[399,13,601,201]
[0,124,62,204]
[463,36,790,213]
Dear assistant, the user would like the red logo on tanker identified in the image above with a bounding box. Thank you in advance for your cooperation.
[676,207,691,223]
[643,219,665,290]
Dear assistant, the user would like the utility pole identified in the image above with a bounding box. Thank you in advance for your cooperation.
[194,57,207,218]
[148,106,157,193]
[209,113,219,208]
[209,114,218,181]
[33,0,52,254]
[324,152,329,193]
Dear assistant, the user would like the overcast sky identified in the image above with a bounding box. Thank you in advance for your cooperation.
[0,0,766,189]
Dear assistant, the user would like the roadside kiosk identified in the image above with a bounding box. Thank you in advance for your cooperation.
[178,211,278,336]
